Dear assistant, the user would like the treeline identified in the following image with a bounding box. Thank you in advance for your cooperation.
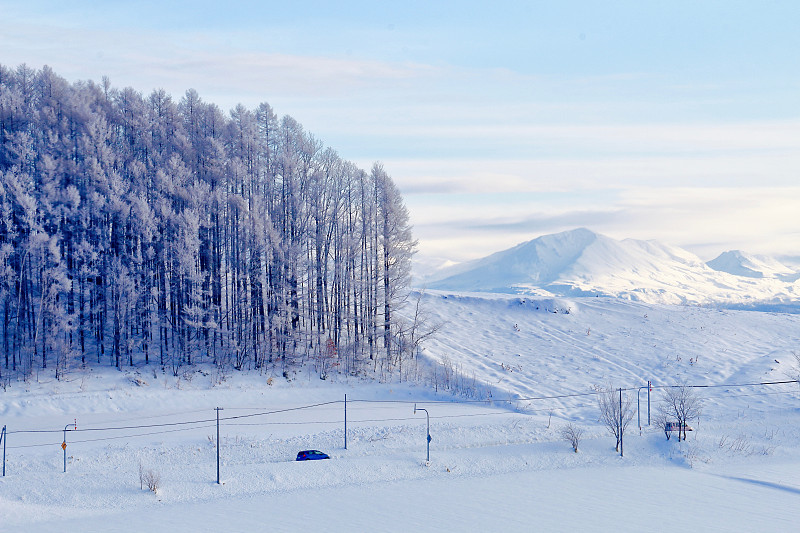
[0,64,416,382]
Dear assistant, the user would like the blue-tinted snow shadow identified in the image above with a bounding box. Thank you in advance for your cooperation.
[718,475,800,496]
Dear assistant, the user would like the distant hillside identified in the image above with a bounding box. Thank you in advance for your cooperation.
[707,250,800,282]
[425,228,800,306]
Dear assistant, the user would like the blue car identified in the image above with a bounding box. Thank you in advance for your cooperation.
[296,450,330,461]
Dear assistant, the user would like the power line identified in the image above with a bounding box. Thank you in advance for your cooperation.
[9,417,216,435]
[4,380,797,437]
[225,409,574,428]
[70,424,217,444]
[647,379,798,391]
[701,387,798,397]
[217,401,341,422]
[7,424,218,449]
[6,402,340,435]
[516,390,606,401]
[89,407,212,425]
[348,398,511,405]
[6,441,63,450]
[6,412,530,446]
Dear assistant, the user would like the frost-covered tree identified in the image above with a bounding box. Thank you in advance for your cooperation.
[597,386,634,454]
[374,163,415,371]
[657,384,703,441]
[0,63,416,381]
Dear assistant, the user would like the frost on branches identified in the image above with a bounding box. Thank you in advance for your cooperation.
[0,64,416,382]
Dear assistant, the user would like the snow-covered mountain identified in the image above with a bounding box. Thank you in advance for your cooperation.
[707,250,800,282]
[424,228,799,306]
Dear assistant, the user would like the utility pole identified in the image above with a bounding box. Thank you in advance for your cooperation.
[1,425,6,477]
[638,381,652,432]
[344,394,348,450]
[638,385,644,432]
[63,419,76,473]
[619,388,623,457]
[215,407,223,484]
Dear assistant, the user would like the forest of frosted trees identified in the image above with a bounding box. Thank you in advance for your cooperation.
[0,64,417,383]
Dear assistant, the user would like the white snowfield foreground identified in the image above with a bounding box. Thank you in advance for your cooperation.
[2,294,800,532]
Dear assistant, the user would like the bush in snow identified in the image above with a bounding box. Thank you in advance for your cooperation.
[560,423,583,453]
[139,462,161,494]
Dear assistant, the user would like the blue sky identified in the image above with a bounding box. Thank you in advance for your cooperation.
[3,1,799,265]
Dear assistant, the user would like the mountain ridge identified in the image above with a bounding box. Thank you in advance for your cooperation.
[707,250,800,282]
[424,228,799,306]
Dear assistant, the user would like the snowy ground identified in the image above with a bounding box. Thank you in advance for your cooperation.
[2,293,800,532]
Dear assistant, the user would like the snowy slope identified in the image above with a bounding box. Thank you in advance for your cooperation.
[416,291,800,404]
[426,228,800,306]
[3,293,800,531]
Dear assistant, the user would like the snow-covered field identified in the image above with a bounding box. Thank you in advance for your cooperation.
[3,293,800,532]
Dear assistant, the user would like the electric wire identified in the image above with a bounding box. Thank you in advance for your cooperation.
[225,410,526,428]
[6,424,219,449]
[5,401,341,435]
[3,380,797,438]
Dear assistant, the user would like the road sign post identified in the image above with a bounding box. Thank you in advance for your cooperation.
[63,420,76,473]
[413,404,431,463]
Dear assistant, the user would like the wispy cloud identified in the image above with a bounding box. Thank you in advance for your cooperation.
[5,1,798,265]
[1,21,435,105]
[408,186,800,262]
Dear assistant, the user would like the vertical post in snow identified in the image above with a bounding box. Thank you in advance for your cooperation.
[414,404,431,463]
[637,381,653,433]
[619,388,624,457]
[344,394,347,450]
[637,386,642,432]
[62,422,74,473]
[426,411,431,463]
[1,425,6,477]
[215,407,223,484]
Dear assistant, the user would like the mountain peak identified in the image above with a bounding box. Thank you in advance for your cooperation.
[426,229,800,305]
[707,250,798,281]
